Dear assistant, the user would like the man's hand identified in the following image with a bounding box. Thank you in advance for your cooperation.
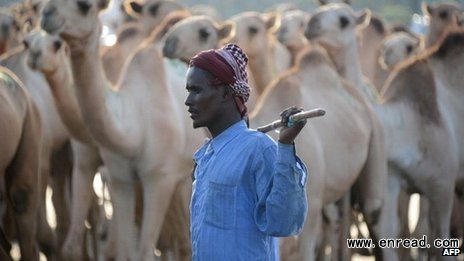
[278,106,307,144]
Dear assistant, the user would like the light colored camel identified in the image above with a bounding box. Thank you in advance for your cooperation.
[0,43,72,259]
[428,28,464,250]
[23,30,105,260]
[0,66,42,260]
[276,9,311,65]
[226,11,292,98]
[40,0,205,259]
[304,3,398,259]
[162,15,234,63]
[377,46,460,259]
[422,1,463,47]
[250,44,387,261]
[379,31,422,70]
[101,0,186,84]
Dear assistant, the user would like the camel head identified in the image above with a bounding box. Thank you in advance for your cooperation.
[24,30,68,74]
[124,0,186,33]
[0,9,19,47]
[277,10,310,49]
[226,11,281,58]
[422,1,464,45]
[40,0,110,40]
[305,3,370,51]
[379,31,422,70]
[162,15,234,61]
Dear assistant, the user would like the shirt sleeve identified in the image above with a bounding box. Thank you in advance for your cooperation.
[253,142,309,237]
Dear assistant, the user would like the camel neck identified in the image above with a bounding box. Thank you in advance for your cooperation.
[248,48,274,96]
[329,42,364,87]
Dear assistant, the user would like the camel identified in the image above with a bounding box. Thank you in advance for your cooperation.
[376,43,460,259]
[0,66,42,260]
[422,1,463,47]
[40,0,205,259]
[316,0,351,5]
[101,0,186,84]
[276,9,311,65]
[226,11,292,98]
[428,28,464,250]
[0,42,72,259]
[379,31,422,70]
[249,44,387,261]
[0,8,20,55]
[162,15,234,63]
[23,30,106,259]
[305,3,381,103]
[356,13,391,92]
[305,3,460,259]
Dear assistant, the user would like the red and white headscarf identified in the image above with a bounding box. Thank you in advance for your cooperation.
[190,43,251,117]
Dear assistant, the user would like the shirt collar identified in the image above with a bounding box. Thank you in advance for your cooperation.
[193,120,247,162]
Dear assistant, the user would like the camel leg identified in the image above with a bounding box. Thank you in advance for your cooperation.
[355,113,388,260]
[5,104,41,261]
[105,163,136,261]
[62,141,101,261]
[50,142,73,253]
[300,199,324,261]
[426,181,455,261]
[137,171,179,260]
[35,148,58,260]
[378,170,403,261]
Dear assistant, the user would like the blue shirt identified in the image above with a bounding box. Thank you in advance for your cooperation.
[191,120,308,261]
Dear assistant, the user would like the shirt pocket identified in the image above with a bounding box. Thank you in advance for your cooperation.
[205,181,237,230]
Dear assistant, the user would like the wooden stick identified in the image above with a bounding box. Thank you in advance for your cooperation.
[257,108,326,133]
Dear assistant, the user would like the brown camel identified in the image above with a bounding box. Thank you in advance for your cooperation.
[1,43,72,259]
[422,1,463,47]
[40,0,205,259]
[428,28,464,251]
[376,42,460,259]
[0,66,42,260]
[250,44,387,261]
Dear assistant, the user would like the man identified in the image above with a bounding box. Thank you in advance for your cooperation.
[185,43,308,260]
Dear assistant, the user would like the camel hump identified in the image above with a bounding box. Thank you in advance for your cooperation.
[295,45,334,70]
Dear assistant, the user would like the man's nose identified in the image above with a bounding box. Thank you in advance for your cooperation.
[185,93,193,106]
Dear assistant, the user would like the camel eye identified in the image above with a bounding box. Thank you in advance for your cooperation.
[149,3,160,16]
[339,16,349,29]
[53,40,62,52]
[248,26,258,35]
[77,0,92,15]
[439,11,448,20]
[406,44,413,54]
[199,28,210,41]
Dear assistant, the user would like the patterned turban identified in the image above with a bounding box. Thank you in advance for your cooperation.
[189,43,251,117]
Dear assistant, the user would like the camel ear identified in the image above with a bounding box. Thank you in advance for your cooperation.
[422,2,432,16]
[124,1,143,19]
[217,21,234,40]
[356,8,371,27]
[317,0,327,6]
[263,12,281,33]
[344,0,351,5]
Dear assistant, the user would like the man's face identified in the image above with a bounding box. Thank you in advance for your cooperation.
[185,66,225,129]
